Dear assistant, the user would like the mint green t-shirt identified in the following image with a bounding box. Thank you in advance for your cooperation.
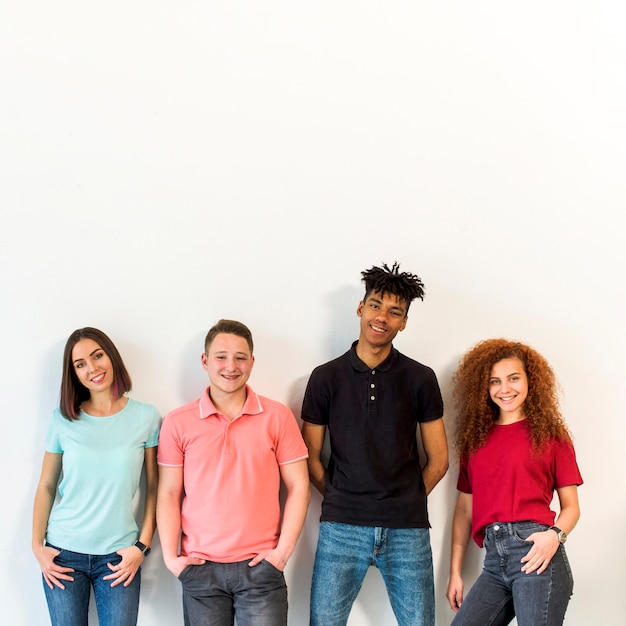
[45,398,161,555]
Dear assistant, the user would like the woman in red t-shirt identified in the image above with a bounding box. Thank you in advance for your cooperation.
[446,339,582,626]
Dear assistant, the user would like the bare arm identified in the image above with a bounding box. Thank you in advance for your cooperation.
[419,418,449,495]
[104,446,159,586]
[446,492,473,612]
[301,422,327,495]
[521,484,580,575]
[157,465,205,577]
[249,459,310,571]
[32,452,75,589]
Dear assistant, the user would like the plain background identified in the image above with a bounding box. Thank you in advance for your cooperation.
[2,2,624,625]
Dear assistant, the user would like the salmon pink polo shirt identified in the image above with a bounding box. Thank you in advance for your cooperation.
[158,385,308,563]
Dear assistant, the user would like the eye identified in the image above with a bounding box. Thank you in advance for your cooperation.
[489,379,499,385]
[370,303,379,309]
[94,352,103,360]
[75,362,84,369]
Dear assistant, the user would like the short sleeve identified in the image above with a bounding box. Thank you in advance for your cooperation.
[44,409,64,454]
[145,404,162,448]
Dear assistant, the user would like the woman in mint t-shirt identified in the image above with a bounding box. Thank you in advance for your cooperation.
[32,327,160,626]
[446,339,582,626]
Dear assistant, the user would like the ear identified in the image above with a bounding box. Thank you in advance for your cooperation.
[399,316,408,332]
[356,301,364,317]
[201,353,208,371]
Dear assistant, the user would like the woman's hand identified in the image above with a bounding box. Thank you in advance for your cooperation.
[521,530,560,574]
[33,544,74,590]
[103,545,144,587]
[446,572,465,612]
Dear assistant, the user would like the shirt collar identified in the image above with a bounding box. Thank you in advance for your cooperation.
[348,340,398,372]
[198,385,263,420]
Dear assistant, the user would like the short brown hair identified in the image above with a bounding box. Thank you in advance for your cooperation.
[204,319,254,354]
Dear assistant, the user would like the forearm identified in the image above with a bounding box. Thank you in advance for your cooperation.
[138,486,157,546]
[138,448,158,546]
[275,484,310,561]
[422,458,448,495]
[554,504,580,535]
[449,526,471,576]
[307,457,327,495]
[156,493,182,561]
[449,493,473,575]
[32,485,55,548]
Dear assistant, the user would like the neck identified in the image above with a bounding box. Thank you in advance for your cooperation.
[210,387,248,421]
[83,391,126,417]
[355,340,392,369]
[495,411,526,425]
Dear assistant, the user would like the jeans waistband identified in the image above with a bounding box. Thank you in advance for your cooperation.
[485,521,548,537]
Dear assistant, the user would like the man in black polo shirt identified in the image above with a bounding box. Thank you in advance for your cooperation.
[301,262,448,626]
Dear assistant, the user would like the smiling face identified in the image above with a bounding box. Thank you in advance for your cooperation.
[71,338,115,395]
[357,290,408,350]
[202,332,255,399]
[489,357,529,424]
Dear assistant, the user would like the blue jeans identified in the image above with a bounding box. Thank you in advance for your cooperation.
[451,522,574,626]
[43,545,141,626]
[178,559,288,626]
[310,522,435,626]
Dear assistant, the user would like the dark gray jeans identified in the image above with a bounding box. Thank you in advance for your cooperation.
[178,558,288,626]
[452,521,574,626]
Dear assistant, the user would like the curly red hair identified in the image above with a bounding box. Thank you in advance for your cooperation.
[452,339,572,459]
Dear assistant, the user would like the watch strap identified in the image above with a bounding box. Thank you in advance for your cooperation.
[134,540,151,556]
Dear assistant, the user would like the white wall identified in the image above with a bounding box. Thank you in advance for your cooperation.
[2,2,624,624]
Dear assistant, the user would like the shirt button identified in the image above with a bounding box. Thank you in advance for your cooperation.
[371,370,376,375]
[370,383,375,388]
[494,525,500,531]
[370,396,375,401]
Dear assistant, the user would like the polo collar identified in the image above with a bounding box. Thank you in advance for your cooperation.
[198,385,263,420]
[348,340,399,372]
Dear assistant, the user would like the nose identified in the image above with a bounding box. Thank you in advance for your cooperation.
[374,309,388,323]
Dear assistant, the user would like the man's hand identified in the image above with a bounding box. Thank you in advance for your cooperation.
[164,554,206,578]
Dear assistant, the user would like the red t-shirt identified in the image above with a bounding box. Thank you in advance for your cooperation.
[457,419,583,547]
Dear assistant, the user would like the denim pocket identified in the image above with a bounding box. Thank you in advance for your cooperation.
[259,559,283,574]
[512,523,548,543]
[177,564,193,581]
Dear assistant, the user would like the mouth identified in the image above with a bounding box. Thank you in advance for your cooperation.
[91,373,106,384]
[370,324,387,334]
[221,373,240,381]
[498,395,517,403]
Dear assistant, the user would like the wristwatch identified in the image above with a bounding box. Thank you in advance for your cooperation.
[549,526,567,544]
[134,540,151,556]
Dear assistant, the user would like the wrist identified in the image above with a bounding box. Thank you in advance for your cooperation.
[134,540,151,556]
[549,526,567,544]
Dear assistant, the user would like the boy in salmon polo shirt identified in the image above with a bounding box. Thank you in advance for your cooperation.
[157,319,310,626]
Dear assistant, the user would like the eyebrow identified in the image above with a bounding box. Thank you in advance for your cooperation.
[368,296,405,312]
[72,348,102,364]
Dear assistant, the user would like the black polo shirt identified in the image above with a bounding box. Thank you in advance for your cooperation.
[302,341,444,527]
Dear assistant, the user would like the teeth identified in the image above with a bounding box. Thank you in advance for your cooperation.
[371,325,386,332]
